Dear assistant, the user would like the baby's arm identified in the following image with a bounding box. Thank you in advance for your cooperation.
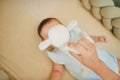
[49,63,65,80]
[90,35,107,43]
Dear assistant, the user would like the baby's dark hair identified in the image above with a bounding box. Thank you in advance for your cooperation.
[37,17,62,39]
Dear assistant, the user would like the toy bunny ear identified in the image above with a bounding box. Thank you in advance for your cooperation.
[67,20,78,31]
[39,39,51,50]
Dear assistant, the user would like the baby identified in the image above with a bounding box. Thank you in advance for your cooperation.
[37,17,120,80]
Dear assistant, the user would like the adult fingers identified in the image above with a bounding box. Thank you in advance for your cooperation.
[78,38,94,50]
[70,51,82,61]
[69,42,86,54]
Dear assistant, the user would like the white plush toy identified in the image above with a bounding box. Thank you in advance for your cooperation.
[39,20,94,76]
[39,20,94,52]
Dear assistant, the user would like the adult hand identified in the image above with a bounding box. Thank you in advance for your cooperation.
[69,38,120,80]
[69,38,100,69]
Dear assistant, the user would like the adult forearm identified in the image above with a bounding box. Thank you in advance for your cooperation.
[91,60,120,80]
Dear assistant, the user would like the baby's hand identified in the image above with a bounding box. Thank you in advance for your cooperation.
[91,35,107,43]
[98,36,107,42]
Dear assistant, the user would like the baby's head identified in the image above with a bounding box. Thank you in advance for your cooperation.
[38,17,62,40]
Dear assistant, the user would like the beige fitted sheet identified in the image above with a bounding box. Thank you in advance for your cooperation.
[0,0,120,80]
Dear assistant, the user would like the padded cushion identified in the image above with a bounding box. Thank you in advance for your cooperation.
[81,0,120,39]
[113,0,120,7]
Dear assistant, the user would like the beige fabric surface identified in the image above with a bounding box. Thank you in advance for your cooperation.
[0,0,120,80]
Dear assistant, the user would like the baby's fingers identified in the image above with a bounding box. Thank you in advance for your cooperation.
[99,36,107,42]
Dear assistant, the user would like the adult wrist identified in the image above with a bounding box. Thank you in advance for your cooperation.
[89,59,103,72]
[90,60,120,80]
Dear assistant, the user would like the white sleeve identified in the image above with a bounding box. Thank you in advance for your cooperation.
[70,26,94,43]
[70,26,81,42]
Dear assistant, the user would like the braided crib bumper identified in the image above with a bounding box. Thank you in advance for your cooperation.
[80,0,120,39]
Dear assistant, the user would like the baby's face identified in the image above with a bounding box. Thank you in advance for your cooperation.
[40,20,60,40]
